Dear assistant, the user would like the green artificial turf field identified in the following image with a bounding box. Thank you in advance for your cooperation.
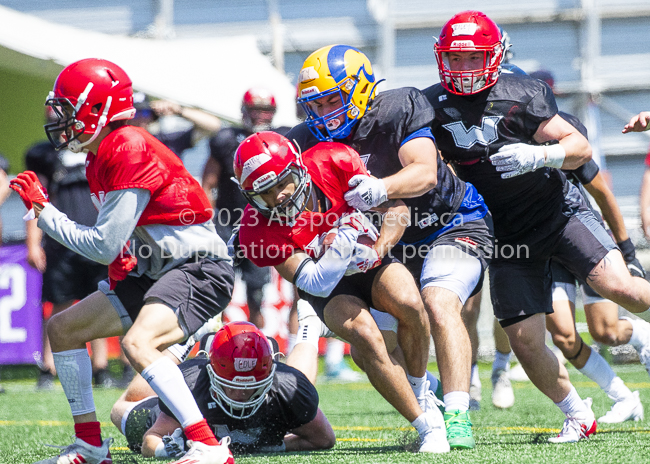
[1,360,649,464]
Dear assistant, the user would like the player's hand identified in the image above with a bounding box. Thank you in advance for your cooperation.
[108,243,137,290]
[344,175,388,211]
[27,245,47,273]
[9,171,49,211]
[345,242,381,275]
[336,212,379,241]
[622,111,650,133]
[618,238,646,278]
[490,143,546,178]
[161,428,185,458]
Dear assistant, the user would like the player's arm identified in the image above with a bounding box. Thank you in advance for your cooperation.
[150,99,221,139]
[583,172,628,243]
[36,188,151,264]
[372,199,410,258]
[623,111,650,133]
[141,411,182,458]
[533,114,592,169]
[201,156,221,210]
[284,409,336,451]
[386,135,438,198]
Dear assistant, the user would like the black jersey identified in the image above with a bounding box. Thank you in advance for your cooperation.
[159,358,318,454]
[287,87,480,244]
[210,126,290,226]
[424,73,581,243]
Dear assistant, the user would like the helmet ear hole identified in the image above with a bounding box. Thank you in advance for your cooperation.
[92,103,102,114]
[359,84,369,95]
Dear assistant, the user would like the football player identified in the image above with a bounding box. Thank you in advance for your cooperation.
[111,321,334,457]
[201,88,288,330]
[423,10,650,442]
[287,45,493,449]
[10,59,234,464]
[235,131,450,453]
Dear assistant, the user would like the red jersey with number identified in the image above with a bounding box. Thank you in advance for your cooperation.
[239,142,368,267]
[85,125,212,226]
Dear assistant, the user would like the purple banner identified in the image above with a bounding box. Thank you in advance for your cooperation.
[0,243,42,364]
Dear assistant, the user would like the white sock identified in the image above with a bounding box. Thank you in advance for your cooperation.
[625,317,650,350]
[493,350,511,373]
[555,386,587,417]
[411,413,429,438]
[471,363,481,387]
[408,373,428,398]
[53,349,95,415]
[426,370,440,394]
[604,377,633,403]
[443,391,469,412]
[141,356,203,428]
[296,319,320,351]
[287,334,297,353]
[578,348,616,392]
[325,338,345,369]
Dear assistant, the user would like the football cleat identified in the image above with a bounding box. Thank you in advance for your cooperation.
[548,398,597,443]
[491,368,515,409]
[168,439,234,464]
[622,317,650,377]
[598,390,644,424]
[34,437,112,464]
[445,410,475,450]
[418,384,445,417]
[418,406,450,453]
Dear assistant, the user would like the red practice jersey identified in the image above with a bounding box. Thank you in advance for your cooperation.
[239,142,369,267]
[86,125,212,226]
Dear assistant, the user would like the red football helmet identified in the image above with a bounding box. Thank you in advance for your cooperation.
[45,58,135,152]
[242,88,277,132]
[233,131,311,219]
[207,321,276,419]
[434,11,504,95]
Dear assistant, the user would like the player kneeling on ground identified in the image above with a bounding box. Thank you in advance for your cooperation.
[111,321,334,457]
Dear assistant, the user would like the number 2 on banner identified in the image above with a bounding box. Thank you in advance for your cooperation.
[0,264,27,343]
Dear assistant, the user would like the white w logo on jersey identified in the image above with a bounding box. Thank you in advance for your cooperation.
[442,115,503,149]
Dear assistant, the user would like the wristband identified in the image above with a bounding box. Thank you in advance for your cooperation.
[617,238,636,260]
[544,144,566,169]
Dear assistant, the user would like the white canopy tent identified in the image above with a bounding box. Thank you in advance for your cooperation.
[0,5,299,127]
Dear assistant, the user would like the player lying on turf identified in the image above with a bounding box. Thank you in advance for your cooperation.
[111,321,335,458]
[233,131,450,453]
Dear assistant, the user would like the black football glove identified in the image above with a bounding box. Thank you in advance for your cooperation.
[618,238,646,278]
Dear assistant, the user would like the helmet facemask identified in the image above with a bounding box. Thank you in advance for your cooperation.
[242,106,276,132]
[44,96,83,151]
[207,362,276,419]
[436,45,503,95]
[298,77,361,141]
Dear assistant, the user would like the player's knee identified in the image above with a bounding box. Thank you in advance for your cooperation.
[590,327,618,346]
[550,331,574,352]
[317,428,336,449]
[109,403,125,431]
[47,313,74,348]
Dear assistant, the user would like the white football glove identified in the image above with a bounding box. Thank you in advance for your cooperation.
[344,175,388,211]
[345,242,381,275]
[336,211,380,241]
[489,143,545,178]
[155,427,185,458]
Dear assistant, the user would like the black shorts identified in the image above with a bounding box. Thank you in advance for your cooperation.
[102,257,235,336]
[123,396,161,453]
[238,257,271,292]
[297,255,401,322]
[491,205,616,322]
[42,244,108,305]
[550,259,602,301]
[389,217,493,297]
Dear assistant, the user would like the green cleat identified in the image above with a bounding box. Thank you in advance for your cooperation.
[444,409,476,449]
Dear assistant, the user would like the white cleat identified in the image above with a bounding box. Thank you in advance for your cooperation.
[549,398,597,443]
[491,369,515,409]
[34,438,112,464]
[169,438,234,464]
[418,405,450,453]
[598,390,644,423]
[417,386,445,416]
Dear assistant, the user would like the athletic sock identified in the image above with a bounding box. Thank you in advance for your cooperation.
[554,386,588,417]
[74,421,102,447]
[443,391,470,413]
[578,348,623,398]
[184,418,219,446]
[407,373,428,398]
[141,357,207,430]
[492,350,511,373]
